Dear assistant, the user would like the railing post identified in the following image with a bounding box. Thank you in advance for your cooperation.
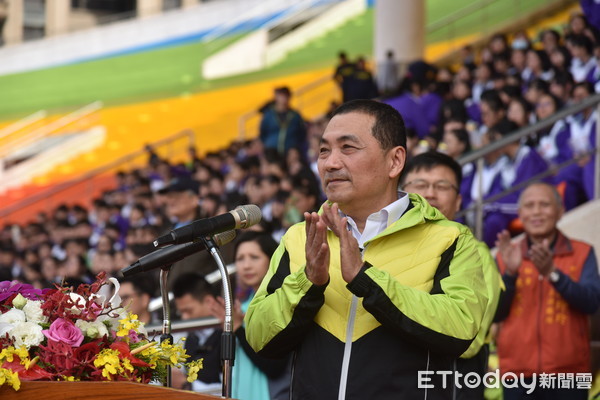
[238,115,245,141]
[595,103,600,200]
[475,157,485,241]
[187,129,195,150]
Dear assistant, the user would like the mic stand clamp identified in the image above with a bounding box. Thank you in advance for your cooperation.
[202,237,235,399]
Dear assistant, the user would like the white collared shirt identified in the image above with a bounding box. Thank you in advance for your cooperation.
[344,190,410,249]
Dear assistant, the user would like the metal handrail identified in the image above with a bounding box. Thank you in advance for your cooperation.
[203,0,330,43]
[0,101,103,158]
[427,0,576,36]
[145,317,221,335]
[426,0,498,34]
[458,94,600,165]
[0,129,195,219]
[0,110,47,140]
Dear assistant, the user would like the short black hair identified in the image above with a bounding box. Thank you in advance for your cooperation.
[528,49,552,72]
[274,86,291,97]
[172,273,219,302]
[489,119,519,137]
[572,80,595,96]
[568,33,594,54]
[527,78,550,94]
[540,29,561,43]
[510,96,533,115]
[120,275,156,297]
[446,128,472,154]
[330,99,406,151]
[538,92,563,111]
[501,85,522,101]
[480,90,505,112]
[401,151,462,187]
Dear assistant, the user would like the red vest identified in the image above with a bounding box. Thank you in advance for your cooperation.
[496,232,592,376]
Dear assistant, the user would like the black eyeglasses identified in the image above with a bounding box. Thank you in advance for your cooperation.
[402,179,459,193]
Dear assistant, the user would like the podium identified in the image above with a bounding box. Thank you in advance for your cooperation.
[0,381,233,400]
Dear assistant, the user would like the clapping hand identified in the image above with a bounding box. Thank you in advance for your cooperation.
[529,239,554,277]
[495,230,521,276]
[320,202,363,283]
[210,296,244,332]
[304,210,330,285]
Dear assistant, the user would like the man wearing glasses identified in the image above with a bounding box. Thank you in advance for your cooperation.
[401,151,503,400]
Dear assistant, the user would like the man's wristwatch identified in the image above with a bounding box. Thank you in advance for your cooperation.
[549,269,560,283]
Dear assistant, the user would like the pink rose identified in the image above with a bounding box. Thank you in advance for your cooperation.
[42,318,84,347]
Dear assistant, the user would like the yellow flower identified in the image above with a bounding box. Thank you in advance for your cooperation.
[0,367,21,391]
[186,359,204,383]
[58,376,79,382]
[14,347,28,360]
[122,358,134,373]
[116,313,141,337]
[94,349,123,380]
[23,356,39,370]
[159,340,188,365]
[0,346,18,363]
[12,346,30,367]
[139,343,161,368]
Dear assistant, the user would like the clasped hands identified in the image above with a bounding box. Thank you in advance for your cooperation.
[496,230,555,278]
[304,202,363,285]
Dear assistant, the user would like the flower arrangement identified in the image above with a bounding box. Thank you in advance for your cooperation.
[0,273,202,391]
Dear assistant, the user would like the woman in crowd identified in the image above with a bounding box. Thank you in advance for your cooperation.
[507,97,534,129]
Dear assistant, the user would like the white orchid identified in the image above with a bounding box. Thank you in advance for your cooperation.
[68,292,87,315]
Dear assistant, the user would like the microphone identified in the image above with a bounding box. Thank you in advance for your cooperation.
[153,204,261,247]
[121,230,236,277]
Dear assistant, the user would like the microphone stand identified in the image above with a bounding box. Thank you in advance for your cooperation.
[202,236,235,399]
[159,265,173,388]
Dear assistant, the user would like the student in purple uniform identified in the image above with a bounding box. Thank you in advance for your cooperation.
[440,127,474,222]
[568,34,597,83]
[522,49,554,88]
[421,81,445,135]
[535,93,568,164]
[473,90,506,148]
[580,0,600,32]
[452,79,481,124]
[554,82,597,209]
[385,77,430,139]
[462,125,508,241]
[483,120,551,246]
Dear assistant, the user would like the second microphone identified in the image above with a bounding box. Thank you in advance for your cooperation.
[154,204,262,247]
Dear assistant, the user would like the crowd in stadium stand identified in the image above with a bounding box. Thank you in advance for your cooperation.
[379,12,599,247]
[1,6,600,397]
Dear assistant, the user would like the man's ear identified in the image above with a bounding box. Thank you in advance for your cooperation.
[204,295,218,307]
[141,293,151,307]
[455,193,463,214]
[388,146,407,179]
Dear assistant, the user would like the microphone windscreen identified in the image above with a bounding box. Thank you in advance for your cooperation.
[213,230,236,247]
[236,204,262,228]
